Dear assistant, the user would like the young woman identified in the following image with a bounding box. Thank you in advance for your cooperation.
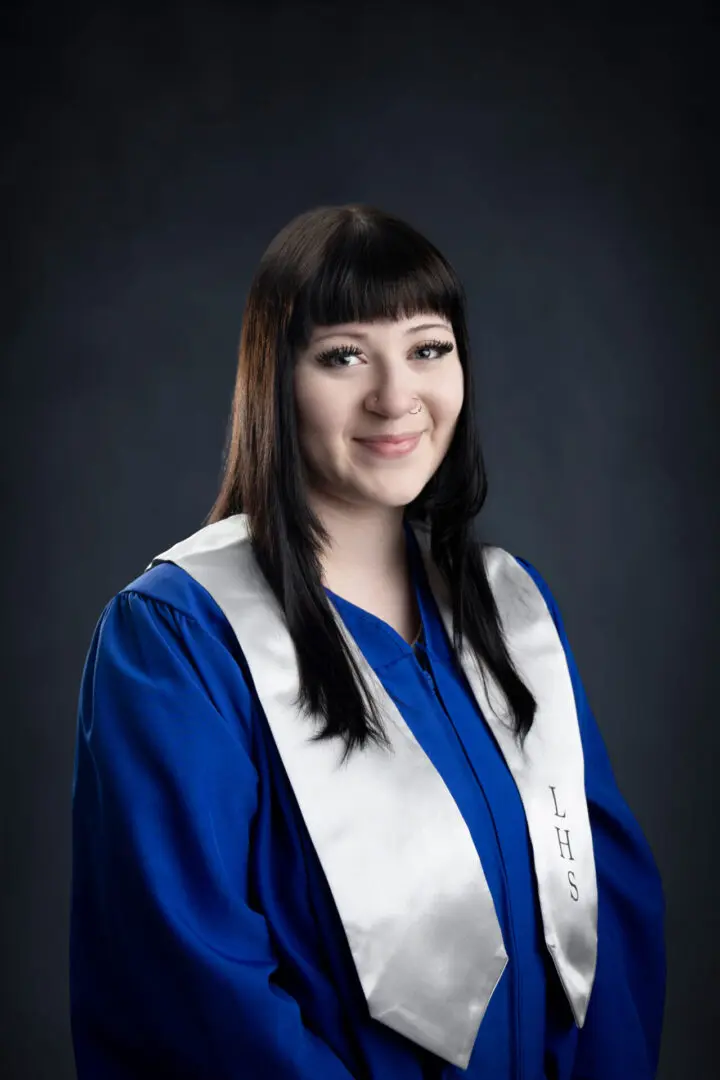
[70,204,666,1078]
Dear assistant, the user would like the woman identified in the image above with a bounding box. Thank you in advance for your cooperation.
[70,204,666,1078]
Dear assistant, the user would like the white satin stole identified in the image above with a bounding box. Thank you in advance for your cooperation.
[147,514,598,1070]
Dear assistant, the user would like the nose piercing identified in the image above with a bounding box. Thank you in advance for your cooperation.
[372,394,423,414]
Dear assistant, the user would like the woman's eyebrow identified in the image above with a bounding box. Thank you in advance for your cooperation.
[312,321,452,345]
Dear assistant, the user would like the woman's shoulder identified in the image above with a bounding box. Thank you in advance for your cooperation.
[478,544,560,621]
[103,559,243,665]
[509,552,555,601]
[84,561,258,753]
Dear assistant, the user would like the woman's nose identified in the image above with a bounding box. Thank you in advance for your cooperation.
[365,381,419,418]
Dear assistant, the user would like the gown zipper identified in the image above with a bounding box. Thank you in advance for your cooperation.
[411,635,524,1080]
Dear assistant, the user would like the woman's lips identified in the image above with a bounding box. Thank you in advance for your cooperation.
[354,433,423,457]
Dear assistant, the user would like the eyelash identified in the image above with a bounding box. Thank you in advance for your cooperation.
[314,339,455,369]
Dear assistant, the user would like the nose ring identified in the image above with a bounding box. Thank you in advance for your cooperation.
[372,394,423,414]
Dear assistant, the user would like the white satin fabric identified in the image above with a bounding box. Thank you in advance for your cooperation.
[147,514,597,1069]
[413,529,598,1028]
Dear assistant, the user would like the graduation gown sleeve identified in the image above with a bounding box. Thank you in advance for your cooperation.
[70,588,356,1080]
[516,558,667,1080]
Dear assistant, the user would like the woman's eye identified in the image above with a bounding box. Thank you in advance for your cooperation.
[414,340,454,360]
[314,344,364,368]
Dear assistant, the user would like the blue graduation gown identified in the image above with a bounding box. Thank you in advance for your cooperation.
[70,527,666,1078]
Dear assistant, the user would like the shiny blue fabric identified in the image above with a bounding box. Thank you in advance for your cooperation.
[70,528,665,1078]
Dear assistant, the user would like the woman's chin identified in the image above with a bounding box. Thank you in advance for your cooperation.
[352,476,429,509]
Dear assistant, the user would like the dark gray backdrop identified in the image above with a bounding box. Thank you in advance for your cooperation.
[3,3,718,1078]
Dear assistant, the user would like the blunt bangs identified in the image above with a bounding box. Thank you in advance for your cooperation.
[286,209,464,352]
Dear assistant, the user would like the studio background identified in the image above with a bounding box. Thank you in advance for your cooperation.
[2,3,718,1078]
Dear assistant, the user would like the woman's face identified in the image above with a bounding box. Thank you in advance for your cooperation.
[293,313,464,512]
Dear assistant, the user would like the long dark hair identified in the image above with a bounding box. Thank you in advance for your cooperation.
[208,204,536,763]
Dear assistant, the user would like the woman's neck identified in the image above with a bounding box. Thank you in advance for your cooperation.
[308,494,422,644]
[308,495,408,589]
